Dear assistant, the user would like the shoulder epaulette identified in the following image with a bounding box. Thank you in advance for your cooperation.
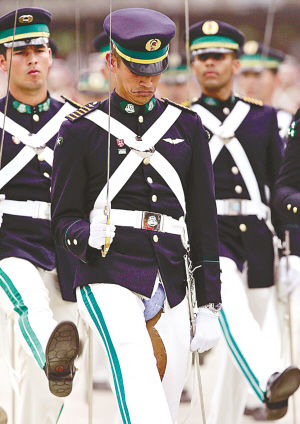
[241,95,263,107]
[162,97,196,114]
[61,96,83,108]
[66,101,100,123]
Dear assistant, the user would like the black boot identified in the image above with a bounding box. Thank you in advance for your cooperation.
[44,321,79,397]
[246,366,300,421]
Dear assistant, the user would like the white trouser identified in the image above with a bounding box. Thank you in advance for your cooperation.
[0,257,82,424]
[208,256,282,424]
[77,283,190,424]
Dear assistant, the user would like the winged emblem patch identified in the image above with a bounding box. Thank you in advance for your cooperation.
[163,138,184,145]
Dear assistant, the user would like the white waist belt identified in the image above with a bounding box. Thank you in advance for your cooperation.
[90,208,186,236]
[216,199,269,220]
[0,199,51,220]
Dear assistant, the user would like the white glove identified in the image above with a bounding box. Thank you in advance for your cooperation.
[279,255,300,297]
[190,307,221,353]
[88,213,116,250]
[0,194,5,228]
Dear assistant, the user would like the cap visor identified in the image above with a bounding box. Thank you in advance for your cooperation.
[122,56,168,76]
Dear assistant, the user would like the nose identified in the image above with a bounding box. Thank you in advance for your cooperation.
[27,50,38,65]
[139,76,152,87]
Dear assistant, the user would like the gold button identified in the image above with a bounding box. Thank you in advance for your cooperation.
[138,115,144,123]
[147,177,153,184]
[73,239,78,245]
[33,113,39,122]
[152,195,157,202]
[293,207,298,214]
[239,223,247,232]
[143,157,150,165]
[235,185,242,194]
[38,154,44,161]
[231,166,239,175]
[43,172,50,178]
[49,187,51,193]
[287,204,292,210]
[67,239,71,245]
[153,235,159,242]
[223,107,230,115]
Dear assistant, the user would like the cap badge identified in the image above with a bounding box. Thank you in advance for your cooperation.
[145,39,162,52]
[243,40,259,55]
[202,21,219,35]
[18,15,34,24]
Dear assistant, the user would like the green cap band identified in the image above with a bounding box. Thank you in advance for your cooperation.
[191,35,239,51]
[113,40,168,63]
[0,24,50,44]
[240,54,280,69]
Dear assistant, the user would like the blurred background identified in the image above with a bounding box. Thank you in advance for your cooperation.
[0,0,299,113]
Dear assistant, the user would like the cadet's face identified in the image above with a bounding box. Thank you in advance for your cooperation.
[0,44,52,93]
[237,71,261,98]
[260,69,278,103]
[192,52,240,93]
[110,54,161,105]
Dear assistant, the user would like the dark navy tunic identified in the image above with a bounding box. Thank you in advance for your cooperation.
[193,94,284,288]
[51,91,221,308]
[274,109,300,249]
[0,94,76,301]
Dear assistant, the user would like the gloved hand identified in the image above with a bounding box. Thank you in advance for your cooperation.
[0,194,5,228]
[88,213,116,250]
[190,307,221,353]
[279,255,300,297]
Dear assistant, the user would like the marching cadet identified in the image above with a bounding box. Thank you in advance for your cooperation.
[274,109,300,295]
[0,8,81,424]
[188,20,300,423]
[237,41,292,139]
[51,7,222,424]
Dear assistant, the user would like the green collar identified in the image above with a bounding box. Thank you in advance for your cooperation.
[12,98,50,115]
[119,97,156,115]
[202,94,235,107]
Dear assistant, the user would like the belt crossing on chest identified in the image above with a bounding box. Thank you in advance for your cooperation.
[0,102,76,190]
[192,102,269,219]
[85,105,186,217]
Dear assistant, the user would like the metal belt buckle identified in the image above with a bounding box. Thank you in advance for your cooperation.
[228,199,242,215]
[142,211,162,231]
[37,202,51,220]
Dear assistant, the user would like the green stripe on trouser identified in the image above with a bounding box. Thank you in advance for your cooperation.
[80,285,131,424]
[219,308,265,402]
[0,267,46,368]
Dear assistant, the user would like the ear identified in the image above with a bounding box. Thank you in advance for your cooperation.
[232,58,241,76]
[0,54,8,72]
[48,47,53,67]
[106,52,117,73]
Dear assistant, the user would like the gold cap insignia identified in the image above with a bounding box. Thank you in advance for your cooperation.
[244,40,259,55]
[202,21,219,35]
[19,15,34,24]
[145,39,161,52]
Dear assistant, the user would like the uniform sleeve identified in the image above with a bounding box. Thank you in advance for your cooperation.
[51,120,91,262]
[265,107,284,235]
[185,114,222,306]
[274,117,300,226]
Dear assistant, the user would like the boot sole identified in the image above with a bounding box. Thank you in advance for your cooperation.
[45,321,79,397]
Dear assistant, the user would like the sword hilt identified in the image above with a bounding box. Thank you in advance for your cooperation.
[101,207,111,258]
